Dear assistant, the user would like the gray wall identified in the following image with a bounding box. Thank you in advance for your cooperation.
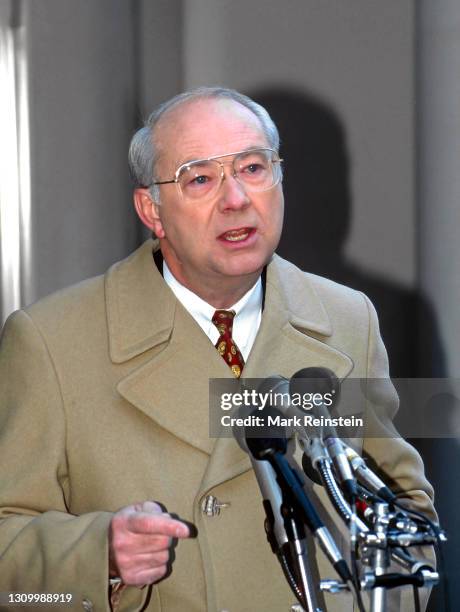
[20,0,187,300]
[418,1,460,377]
[24,0,141,298]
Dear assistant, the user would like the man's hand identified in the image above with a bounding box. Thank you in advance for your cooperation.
[109,501,190,586]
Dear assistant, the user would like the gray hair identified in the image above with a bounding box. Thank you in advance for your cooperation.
[128,86,280,201]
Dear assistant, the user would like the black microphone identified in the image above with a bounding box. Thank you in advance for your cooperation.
[290,368,358,502]
[238,401,326,610]
[232,376,302,553]
[233,403,291,553]
[245,412,353,586]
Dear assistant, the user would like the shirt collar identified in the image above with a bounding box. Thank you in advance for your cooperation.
[163,260,262,348]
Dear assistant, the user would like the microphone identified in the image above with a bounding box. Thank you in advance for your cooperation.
[290,368,358,502]
[233,404,290,552]
[343,445,396,504]
[245,412,353,586]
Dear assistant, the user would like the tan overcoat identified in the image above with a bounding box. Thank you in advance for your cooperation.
[0,240,435,612]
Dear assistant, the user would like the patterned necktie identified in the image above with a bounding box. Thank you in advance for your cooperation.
[212,309,245,378]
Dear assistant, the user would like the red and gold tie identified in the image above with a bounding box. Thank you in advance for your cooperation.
[212,309,245,378]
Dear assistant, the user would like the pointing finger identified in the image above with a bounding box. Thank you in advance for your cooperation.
[128,513,190,538]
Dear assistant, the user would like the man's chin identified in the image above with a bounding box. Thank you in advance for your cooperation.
[214,257,270,280]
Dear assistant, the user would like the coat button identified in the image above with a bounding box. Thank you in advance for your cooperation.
[81,598,93,611]
[201,494,230,517]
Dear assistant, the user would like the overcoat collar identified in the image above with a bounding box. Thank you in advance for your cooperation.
[105,240,353,493]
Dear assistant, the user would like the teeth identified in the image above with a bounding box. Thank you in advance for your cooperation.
[224,231,249,242]
[222,229,251,242]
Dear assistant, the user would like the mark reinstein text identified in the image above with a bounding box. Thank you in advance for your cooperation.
[221,414,364,428]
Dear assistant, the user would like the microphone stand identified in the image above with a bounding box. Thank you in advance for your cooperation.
[249,456,322,611]
[370,502,390,612]
[279,496,323,612]
[241,372,444,611]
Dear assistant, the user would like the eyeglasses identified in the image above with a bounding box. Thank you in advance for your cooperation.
[151,148,283,202]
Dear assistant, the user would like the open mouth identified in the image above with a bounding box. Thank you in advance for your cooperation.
[218,227,254,242]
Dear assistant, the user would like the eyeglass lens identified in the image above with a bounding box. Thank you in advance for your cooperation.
[177,149,281,200]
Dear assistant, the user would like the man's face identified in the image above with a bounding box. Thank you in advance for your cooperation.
[139,98,284,296]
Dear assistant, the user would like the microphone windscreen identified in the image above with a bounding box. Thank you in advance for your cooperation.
[290,366,340,401]
[246,433,287,460]
[245,405,288,460]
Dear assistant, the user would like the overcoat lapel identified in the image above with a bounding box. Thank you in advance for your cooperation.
[106,240,233,456]
[245,254,354,379]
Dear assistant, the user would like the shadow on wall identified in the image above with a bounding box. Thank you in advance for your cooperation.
[250,86,444,379]
[249,86,457,611]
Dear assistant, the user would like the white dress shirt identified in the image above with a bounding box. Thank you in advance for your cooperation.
[163,261,262,361]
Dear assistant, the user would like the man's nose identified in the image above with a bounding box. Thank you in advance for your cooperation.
[217,169,250,211]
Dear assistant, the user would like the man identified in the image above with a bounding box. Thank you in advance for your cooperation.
[0,88,435,611]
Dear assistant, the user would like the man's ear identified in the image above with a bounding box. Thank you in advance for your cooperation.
[133,188,165,238]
